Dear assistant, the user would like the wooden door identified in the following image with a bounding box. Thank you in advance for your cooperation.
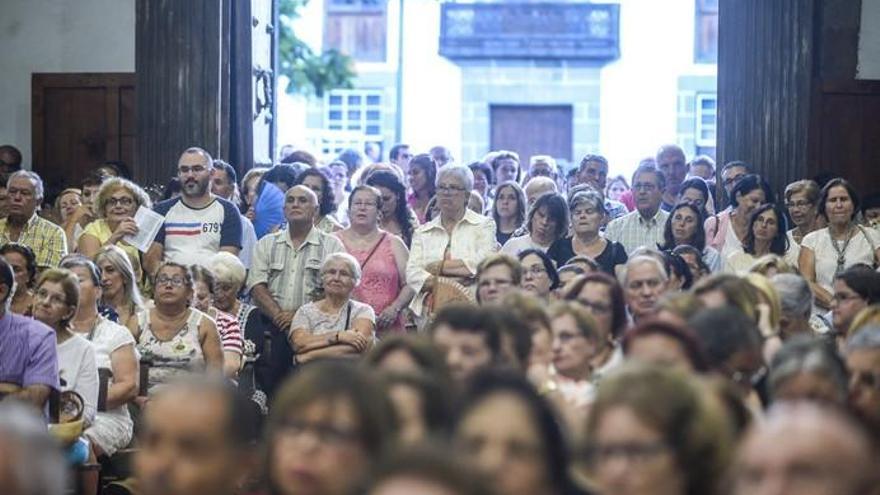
[32,73,135,196]
[490,105,573,164]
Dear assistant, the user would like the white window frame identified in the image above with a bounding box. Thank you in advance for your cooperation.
[324,89,384,141]
[695,93,717,147]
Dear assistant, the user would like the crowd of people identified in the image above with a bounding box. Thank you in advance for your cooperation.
[0,140,879,495]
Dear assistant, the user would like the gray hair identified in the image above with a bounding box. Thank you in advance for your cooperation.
[771,273,813,320]
[847,324,880,352]
[618,255,669,286]
[436,164,474,192]
[209,251,247,289]
[568,189,607,216]
[0,401,67,495]
[321,252,362,286]
[94,244,143,308]
[768,335,848,402]
[7,170,44,200]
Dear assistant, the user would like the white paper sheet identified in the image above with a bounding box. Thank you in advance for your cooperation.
[124,206,164,252]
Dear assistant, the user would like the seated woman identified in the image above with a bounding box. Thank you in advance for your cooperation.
[190,265,244,378]
[725,203,790,274]
[502,192,568,255]
[208,251,263,359]
[659,202,721,272]
[548,190,627,275]
[783,179,824,267]
[0,243,36,315]
[95,245,146,335]
[705,174,774,258]
[77,177,152,289]
[621,318,710,372]
[546,301,602,413]
[134,262,224,396]
[289,253,376,364]
[491,181,527,246]
[294,168,344,233]
[475,253,522,306]
[338,186,414,336]
[517,249,559,301]
[33,268,98,463]
[677,176,715,218]
[56,188,84,250]
[61,256,138,458]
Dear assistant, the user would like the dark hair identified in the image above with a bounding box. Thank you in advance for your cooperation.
[721,160,753,174]
[743,203,789,255]
[467,161,494,187]
[263,163,301,192]
[491,151,521,183]
[664,251,694,290]
[688,307,762,370]
[280,149,317,167]
[661,202,706,251]
[0,243,37,288]
[294,168,337,216]
[0,145,23,171]
[366,170,415,247]
[492,181,527,231]
[578,153,608,169]
[80,172,105,189]
[364,334,450,381]
[0,256,13,303]
[730,174,774,207]
[526,193,569,241]
[632,162,667,190]
[835,264,880,305]
[678,177,712,217]
[562,272,628,339]
[99,160,132,180]
[672,245,710,278]
[486,306,533,370]
[455,370,579,495]
[161,177,181,201]
[409,154,437,197]
[388,143,410,161]
[212,159,238,185]
[818,177,861,222]
[379,373,453,440]
[622,318,710,371]
[366,444,493,495]
[429,304,501,360]
[518,248,560,290]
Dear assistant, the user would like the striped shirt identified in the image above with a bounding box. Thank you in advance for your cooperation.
[247,227,345,312]
[604,208,670,255]
[0,214,68,268]
[213,309,243,355]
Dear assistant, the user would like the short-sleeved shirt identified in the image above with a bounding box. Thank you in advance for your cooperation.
[547,237,628,275]
[58,333,99,426]
[153,196,242,267]
[289,300,375,337]
[247,227,345,313]
[82,219,144,282]
[0,312,59,390]
[501,234,550,256]
[79,318,137,428]
[0,214,68,268]
[604,209,669,255]
[801,227,880,291]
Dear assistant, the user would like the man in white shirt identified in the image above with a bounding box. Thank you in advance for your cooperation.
[605,163,670,254]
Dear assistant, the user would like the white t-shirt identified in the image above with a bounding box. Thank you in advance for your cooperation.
[58,334,99,426]
[153,196,243,267]
[501,234,549,256]
[801,226,880,291]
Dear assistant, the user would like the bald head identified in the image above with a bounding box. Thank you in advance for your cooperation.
[656,144,687,192]
[731,402,877,495]
[284,185,319,226]
[524,176,558,208]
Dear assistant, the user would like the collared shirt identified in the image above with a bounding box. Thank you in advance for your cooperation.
[247,226,345,312]
[604,208,669,255]
[605,198,629,221]
[0,312,59,390]
[406,209,497,315]
[0,214,68,269]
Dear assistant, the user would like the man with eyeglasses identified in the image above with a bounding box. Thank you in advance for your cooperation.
[211,159,257,269]
[731,402,878,495]
[719,161,752,209]
[0,171,67,269]
[845,325,880,438]
[604,163,670,255]
[145,147,242,275]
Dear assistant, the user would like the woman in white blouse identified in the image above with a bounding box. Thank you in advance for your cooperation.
[800,178,880,309]
[406,165,497,323]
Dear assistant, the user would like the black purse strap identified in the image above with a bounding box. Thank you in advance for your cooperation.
[344,302,353,330]
[360,233,387,269]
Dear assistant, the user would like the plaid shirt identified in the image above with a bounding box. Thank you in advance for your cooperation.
[604,208,669,255]
[0,214,68,268]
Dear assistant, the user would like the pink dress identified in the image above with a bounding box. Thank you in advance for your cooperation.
[342,234,404,335]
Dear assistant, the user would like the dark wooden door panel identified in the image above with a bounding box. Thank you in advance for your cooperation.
[490,105,573,164]
[32,73,135,196]
[817,92,880,196]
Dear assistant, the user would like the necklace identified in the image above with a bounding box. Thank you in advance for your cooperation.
[73,314,103,342]
[829,225,855,275]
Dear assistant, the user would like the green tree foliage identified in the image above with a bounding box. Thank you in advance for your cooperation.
[279,0,356,97]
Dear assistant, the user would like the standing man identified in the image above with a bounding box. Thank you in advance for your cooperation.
[575,154,628,220]
[247,186,344,395]
[719,161,752,210]
[604,163,669,255]
[389,143,412,178]
[211,159,257,269]
[430,146,454,168]
[0,171,67,269]
[656,144,688,211]
[145,147,242,275]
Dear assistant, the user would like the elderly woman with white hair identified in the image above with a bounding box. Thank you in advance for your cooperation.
[289,252,376,364]
[406,165,497,323]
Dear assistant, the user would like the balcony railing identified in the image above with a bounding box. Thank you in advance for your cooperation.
[439,3,620,61]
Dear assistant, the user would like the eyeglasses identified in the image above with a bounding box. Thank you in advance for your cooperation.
[178,165,207,175]
[156,275,186,287]
[523,265,548,277]
[107,196,135,207]
[437,184,467,194]
[785,200,813,210]
[580,441,669,465]
[278,419,360,447]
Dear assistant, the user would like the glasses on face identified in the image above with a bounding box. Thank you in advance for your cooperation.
[523,265,548,277]
[35,288,68,306]
[351,201,377,209]
[178,165,207,175]
[278,419,360,447]
[107,196,135,207]
[785,200,813,210]
[437,184,467,194]
[632,183,658,192]
[156,275,186,288]
[581,441,669,466]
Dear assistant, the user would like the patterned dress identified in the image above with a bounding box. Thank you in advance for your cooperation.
[342,233,404,336]
[136,309,206,394]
